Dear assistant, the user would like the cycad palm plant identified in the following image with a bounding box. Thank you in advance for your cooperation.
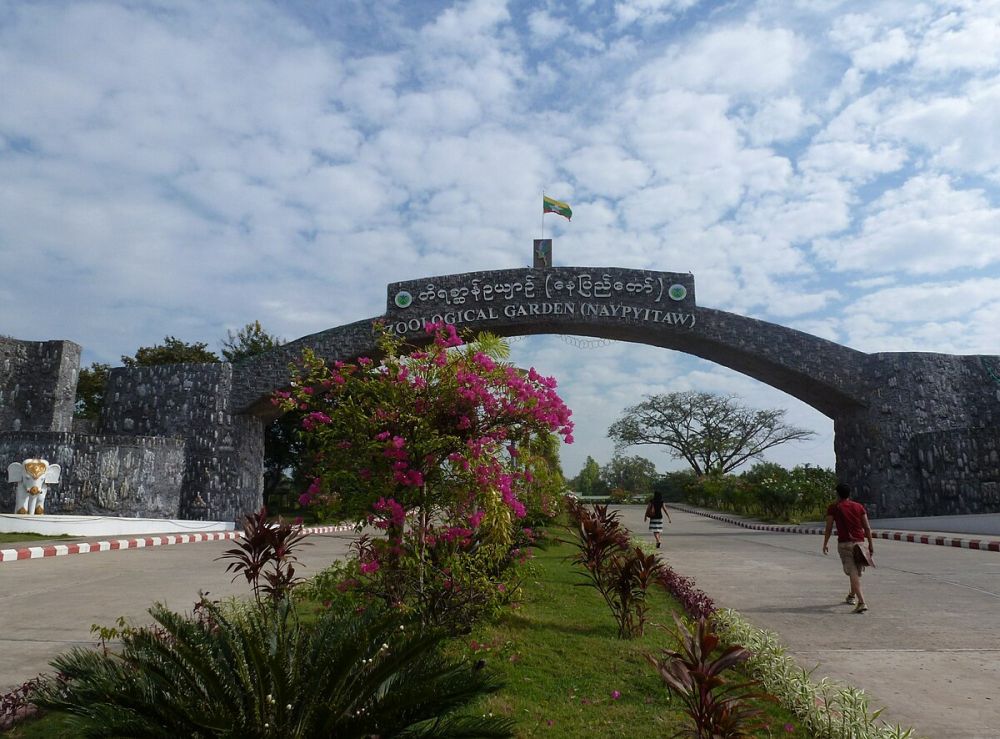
[32,599,513,738]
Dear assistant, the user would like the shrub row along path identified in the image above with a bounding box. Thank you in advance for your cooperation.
[617,505,1000,739]
[0,528,360,692]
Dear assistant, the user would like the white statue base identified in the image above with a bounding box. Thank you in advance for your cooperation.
[0,514,235,538]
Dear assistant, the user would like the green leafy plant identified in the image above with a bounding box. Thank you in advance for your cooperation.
[32,599,514,738]
[647,615,772,738]
[218,507,310,604]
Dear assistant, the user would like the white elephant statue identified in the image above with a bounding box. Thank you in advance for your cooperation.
[8,459,61,515]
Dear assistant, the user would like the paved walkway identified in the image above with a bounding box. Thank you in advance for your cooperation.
[0,529,359,692]
[620,505,1000,739]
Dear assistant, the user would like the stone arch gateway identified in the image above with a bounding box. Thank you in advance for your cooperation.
[5,266,1000,522]
[230,267,1000,521]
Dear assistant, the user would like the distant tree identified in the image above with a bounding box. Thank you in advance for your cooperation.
[571,456,607,495]
[608,392,815,476]
[74,362,111,420]
[600,454,658,498]
[221,320,282,362]
[121,336,220,366]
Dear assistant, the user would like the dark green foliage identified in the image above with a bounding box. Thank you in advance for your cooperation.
[608,392,814,476]
[74,362,111,420]
[570,455,608,495]
[647,616,772,738]
[220,320,282,362]
[680,464,838,522]
[601,454,658,500]
[121,336,220,366]
[31,601,514,738]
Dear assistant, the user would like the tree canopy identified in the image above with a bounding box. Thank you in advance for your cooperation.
[600,454,658,498]
[121,336,220,366]
[607,391,814,476]
[570,456,606,495]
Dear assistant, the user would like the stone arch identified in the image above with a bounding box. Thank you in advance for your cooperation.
[229,267,1000,520]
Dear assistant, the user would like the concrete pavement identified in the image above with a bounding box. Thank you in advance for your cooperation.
[0,529,359,692]
[620,505,1000,739]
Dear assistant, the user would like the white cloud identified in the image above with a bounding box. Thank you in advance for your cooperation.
[743,96,818,145]
[656,25,808,96]
[882,79,1000,178]
[564,144,651,198]
[915,11,1000,74]
[812,175,1000,275]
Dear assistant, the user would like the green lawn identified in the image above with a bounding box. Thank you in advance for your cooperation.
[464,538,808,738]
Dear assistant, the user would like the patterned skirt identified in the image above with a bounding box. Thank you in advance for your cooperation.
[648,517,664,533]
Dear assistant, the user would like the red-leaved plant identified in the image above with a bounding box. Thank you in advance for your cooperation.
[656,566,716,620]
[218,507,311,604]
[565,500,664,638]
[648,615,773,738]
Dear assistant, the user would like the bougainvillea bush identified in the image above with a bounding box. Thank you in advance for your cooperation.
[278,323,573,628]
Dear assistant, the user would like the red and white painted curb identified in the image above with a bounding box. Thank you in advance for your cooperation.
[671,505,1000,553]
[0,523,357,564]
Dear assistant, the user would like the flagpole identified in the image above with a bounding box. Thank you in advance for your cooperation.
[541,190,545,239]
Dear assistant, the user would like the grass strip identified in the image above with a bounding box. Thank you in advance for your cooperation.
[464,536,809,738]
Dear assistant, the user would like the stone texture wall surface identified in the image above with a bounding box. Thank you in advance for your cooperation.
[0,337,80,432]
[101,363,263,522]
[0,431,185,517]
[913,427,1000,515]
[834,353,1000,517]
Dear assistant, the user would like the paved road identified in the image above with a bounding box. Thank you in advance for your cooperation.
[0,530,358,691]
[618,505,1000,739]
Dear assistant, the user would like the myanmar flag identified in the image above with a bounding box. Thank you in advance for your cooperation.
[543,195,572,221]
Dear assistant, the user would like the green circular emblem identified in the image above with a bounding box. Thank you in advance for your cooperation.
[394,291,413,309]
[668,284,688,301]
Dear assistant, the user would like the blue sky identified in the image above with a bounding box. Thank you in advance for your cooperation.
[3,0,1000,478]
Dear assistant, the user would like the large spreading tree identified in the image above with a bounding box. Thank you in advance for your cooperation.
[607,391,814,476]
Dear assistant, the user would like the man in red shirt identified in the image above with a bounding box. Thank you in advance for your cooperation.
[822,482,875,613]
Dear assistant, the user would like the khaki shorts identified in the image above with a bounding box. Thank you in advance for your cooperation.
[837,541,864,577]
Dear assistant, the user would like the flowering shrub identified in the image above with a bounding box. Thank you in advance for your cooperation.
[278,323,572,626]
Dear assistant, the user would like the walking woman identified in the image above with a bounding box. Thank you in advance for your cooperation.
[644,490,672,548]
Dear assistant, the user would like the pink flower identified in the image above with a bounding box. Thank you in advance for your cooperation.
[359,560,380,575]
[784,723,795,733]
[611,690,621,700]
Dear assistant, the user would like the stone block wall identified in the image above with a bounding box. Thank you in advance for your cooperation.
[0,337,80,432]
[835,353,1000,518]
[101,363,263,522]
[0,431,185,517]
[913,427,1000,515]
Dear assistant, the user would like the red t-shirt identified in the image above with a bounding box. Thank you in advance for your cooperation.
[826,499,868,542]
